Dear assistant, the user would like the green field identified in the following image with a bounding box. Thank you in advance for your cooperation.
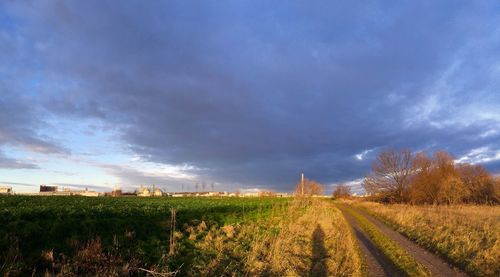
[0,196,290,276]
[5,196,490,276]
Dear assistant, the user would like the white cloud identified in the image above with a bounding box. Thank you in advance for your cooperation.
[455,147,500,164]
[355,149,373,161]
[330,178,365,194]
[480,129,499,138]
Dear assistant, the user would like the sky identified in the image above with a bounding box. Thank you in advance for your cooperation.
[1,1,500,193]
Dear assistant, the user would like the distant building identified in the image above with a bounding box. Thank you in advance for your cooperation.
[171,191,209,197]
[40,185,58,192]
[111,189,122,197]
[38,185,99,196]
[258,191,276,197]
[136,185,163,197]
[241,192,259,197]
[137,185,151,197]
[0,186,13,195]
[153,188,163,196]
[73,188,100,197]
[104,186,123,197]
[170,191,277,197]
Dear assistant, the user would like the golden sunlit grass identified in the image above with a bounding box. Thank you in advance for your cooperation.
[248,199,363,276]
[354,201,500,276]
[187,199,363,276]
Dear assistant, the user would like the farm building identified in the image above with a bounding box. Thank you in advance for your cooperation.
[153,188,163,196]
[137,185,163,197]
[171,191,234,197]
[111,189,122,197]
[72,188,100,197]
[104,186,123,197]
[40,185,58,192]
[0,186,13,195]
[137,185,151,197]
[38,185,99,196]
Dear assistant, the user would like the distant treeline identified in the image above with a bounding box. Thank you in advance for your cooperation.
[363,149,499,204]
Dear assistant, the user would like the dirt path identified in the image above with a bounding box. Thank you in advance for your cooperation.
[338,205,401,277]
[338,204,467,277]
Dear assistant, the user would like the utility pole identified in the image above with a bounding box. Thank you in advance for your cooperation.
[301,172,304,195]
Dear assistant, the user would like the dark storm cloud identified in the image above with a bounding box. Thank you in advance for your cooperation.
[0,9,67,155]
[0,83,66,154]
[2,1,500,190]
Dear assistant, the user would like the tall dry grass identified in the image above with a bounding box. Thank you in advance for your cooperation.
[247,199,362,276]
[354,201,500,276]
[188,199,363,276]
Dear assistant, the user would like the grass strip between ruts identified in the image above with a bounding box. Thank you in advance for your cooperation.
[342,205,430,277]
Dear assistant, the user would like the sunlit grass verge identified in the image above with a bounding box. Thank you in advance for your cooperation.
[353,201,500,277]
[186,199,363,276]
[342,205,430,277]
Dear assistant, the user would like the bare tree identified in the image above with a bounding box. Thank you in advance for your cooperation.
[432,151,464,204]
[457,163,496,204]
[438,175,466,205]
[295,178,324,196]
[363,149,414,202]
[332,184,351,199]
[409,152,441,204]
[494,177,500,204]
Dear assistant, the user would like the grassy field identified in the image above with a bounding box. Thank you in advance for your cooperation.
[189,199,363,276]
[353,201,500,276]
[0,196,362,276]
[6,195,496,276]
[0,196,287,275]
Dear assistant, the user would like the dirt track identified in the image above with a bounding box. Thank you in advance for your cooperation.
[337,204,467,277]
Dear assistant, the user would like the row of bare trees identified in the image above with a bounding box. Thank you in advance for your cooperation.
[363,149,499,204]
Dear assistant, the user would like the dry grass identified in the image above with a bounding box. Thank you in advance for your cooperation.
[25,235,178,276]
[354,201,500,276]
[187,199,363,276]
[247,199,363,276]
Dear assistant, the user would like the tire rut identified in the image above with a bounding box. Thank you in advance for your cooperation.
[352,206,467,277]
[338,205,402,277]
[338,203,468,277]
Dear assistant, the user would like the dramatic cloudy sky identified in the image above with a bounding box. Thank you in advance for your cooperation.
[1,1,500,193]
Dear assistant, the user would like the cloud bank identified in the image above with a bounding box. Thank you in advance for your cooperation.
[1,1,499,191]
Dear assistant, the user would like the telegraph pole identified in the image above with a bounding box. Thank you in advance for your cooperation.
[301,172,304,195]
